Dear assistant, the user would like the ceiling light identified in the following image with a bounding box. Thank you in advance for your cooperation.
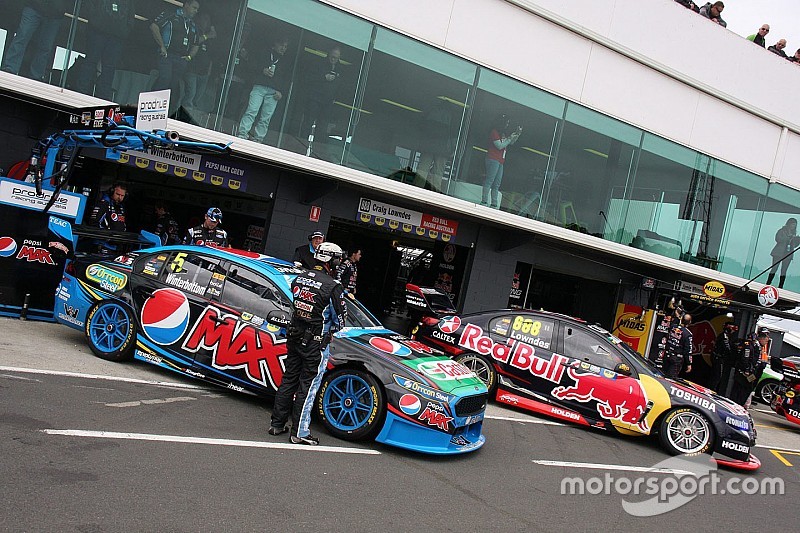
[380,99,421,112]
[472,146,488,153]
[583,148,608,158]
[521,147,550,157]
[334,101,372,114]
[437,96,467,108]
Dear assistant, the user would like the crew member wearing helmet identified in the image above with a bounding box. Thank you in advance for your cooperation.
[270,242,347,445]
[293,231,324,269]
[183,207,229,248]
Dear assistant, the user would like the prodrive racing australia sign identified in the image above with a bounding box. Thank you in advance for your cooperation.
[357,198,458,241]
[0,179,83,219]
[136,89,170,131]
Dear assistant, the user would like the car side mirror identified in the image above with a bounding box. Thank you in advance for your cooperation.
[267,309,292,327]
[614,362,632,376]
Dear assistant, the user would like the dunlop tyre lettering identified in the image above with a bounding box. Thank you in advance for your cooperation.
[455,352,497,395]
[658,408,714,456]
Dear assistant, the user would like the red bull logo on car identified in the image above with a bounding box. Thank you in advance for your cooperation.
[552,367,650,431]
[458,323,568,383]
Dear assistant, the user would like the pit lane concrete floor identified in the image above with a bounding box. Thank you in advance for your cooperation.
[1,317,798,532]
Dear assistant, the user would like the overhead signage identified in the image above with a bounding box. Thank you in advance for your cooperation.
[758,285,779,307]
[126,147,201,171]
[0,179,83,219]
[63,104,121,130]
[108,152,248,192]
[357,197,458,242]
[702,280,726,299]
[136,89,170,131]
[674,280,704,297]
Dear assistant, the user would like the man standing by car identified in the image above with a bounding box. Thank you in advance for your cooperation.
[270,242,347,445]
[710,321,737,391]
[293,231,324,269]
[663,312,693,379]
[183,207,228,248]
[337,248,361,297]
[89,181,127,254]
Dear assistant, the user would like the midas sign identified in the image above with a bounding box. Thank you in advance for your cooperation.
[703,280,726,298]
[617,312,648,338]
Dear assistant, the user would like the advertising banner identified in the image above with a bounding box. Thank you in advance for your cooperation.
[357,197,458,242]
[613,303,656,356]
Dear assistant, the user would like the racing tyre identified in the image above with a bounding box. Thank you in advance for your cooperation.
[659,408,714,456]
[455,352,497,395]
[85,300,136,362]
[756,379,780,405]
[318,369,385,441]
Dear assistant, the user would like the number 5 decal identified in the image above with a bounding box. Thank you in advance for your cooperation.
[170,252,187,273]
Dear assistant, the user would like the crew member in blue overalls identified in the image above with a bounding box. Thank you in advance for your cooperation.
[89,182,127,254]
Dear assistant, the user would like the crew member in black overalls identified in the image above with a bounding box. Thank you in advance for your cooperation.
[270,242,347,445]
[662,312,693,379]
[183,207,228,248]
[710,321,737,391]
[89,182,127,254]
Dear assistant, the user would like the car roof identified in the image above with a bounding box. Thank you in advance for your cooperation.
[465,308,587,324]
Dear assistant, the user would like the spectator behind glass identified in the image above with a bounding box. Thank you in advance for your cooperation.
[674,0,699,13]
[768,39,789,59]
[1,1,71,82]
[237,36,291,144]
[182,12,217,111]
[76,0,137,100]
[790,49,800,64]
[150,0,200,113]
[746,24,769,48]
[482,113,521,208]
[698,2,726,27]
[304,45,342,142]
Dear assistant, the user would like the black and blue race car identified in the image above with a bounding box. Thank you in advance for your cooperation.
[49,220,487,455]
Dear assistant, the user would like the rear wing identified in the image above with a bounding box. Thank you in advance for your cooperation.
[405,283,457,318]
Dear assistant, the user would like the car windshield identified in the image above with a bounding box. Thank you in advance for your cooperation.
[589,324,664,377]
[344,294,382,329]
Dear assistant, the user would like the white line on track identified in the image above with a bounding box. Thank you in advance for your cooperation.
[484,414,565,426]
[531,459,695,476]
[755,444,800,453]
[41,429,381,455]
[0,366,205,390]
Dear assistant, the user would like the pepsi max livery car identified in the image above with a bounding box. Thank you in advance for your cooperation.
[52,240,487,455]
[411,302,758,469]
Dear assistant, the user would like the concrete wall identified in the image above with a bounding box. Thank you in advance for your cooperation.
[322,0,800,188]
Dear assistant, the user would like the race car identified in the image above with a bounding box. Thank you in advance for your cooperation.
[771,356,800,427]
[50,222,487,455]
[408,289,758,469]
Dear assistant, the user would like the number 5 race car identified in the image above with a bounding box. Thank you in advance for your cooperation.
[50,220,487,455]
[407,285,760,470]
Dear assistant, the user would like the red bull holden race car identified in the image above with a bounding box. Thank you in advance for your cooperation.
[771,356,800,427]
[49,220,487,455]
[408,287,759,469]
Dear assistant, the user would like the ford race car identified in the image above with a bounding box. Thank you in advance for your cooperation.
[51,225,487,455]
[409,296,759,469]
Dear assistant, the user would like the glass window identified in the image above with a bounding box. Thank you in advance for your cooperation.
[456,69,565,212]
[133,252,169,278]
[344,27,476,192]
[752,184,800,291]
[563,325,623,370]
[229,0,370,153]
[548,103,641,237]
[161,251,221,298]
[344,297,380,329]
[221,264,291,317]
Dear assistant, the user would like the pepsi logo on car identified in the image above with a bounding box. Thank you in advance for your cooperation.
[0,236,18,258]
[141,288,191,345]
[398,393,421,415]
[369,337,412,357]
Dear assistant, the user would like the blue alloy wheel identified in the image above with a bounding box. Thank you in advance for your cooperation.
[85,300,136,362]
[318,369,385,440]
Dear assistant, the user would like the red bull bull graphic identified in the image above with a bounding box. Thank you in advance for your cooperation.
[458,323,568,383]
[551,366,650,431]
